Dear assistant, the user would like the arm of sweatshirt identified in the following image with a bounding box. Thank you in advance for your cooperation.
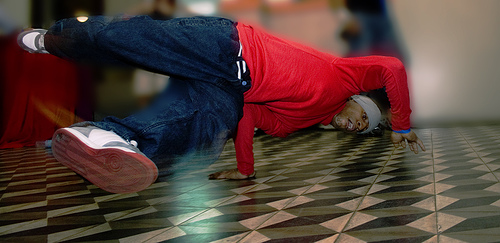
[334,56,411,131]
[234,104,283,175]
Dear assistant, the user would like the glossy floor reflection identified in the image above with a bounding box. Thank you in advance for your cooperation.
[2,125,500,242]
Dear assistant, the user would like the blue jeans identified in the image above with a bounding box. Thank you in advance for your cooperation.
[45,16,251,175]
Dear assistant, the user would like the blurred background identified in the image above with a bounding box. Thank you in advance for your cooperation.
[1,0,500,148]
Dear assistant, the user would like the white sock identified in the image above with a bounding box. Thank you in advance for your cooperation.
[39,32,45,49]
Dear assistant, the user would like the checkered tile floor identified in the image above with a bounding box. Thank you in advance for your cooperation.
[2,125,500,242]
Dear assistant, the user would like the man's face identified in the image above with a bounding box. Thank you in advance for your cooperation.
[331,98,369,133]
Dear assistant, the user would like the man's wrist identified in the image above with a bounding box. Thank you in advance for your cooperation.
[393,129,411,134]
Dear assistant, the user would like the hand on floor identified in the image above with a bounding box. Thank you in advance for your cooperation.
[208,168,256,180]
[391,130,426,154]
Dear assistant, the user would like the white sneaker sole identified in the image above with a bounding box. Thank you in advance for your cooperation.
[52,128,158,194]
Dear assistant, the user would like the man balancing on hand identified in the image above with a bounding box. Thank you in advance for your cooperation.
[18,15,425,194]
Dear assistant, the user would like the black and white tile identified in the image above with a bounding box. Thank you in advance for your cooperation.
[1,125,500,242]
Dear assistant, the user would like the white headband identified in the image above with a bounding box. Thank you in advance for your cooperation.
[351,95,381,134]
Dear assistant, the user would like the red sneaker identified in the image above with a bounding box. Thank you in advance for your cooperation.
[51,126,158,194]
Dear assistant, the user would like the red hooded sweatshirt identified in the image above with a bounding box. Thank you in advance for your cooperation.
[235,22,411,175]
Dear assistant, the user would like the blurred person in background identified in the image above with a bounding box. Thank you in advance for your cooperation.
[125,0,177,20]
[341,0,406,61]
[17,14,425,194]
